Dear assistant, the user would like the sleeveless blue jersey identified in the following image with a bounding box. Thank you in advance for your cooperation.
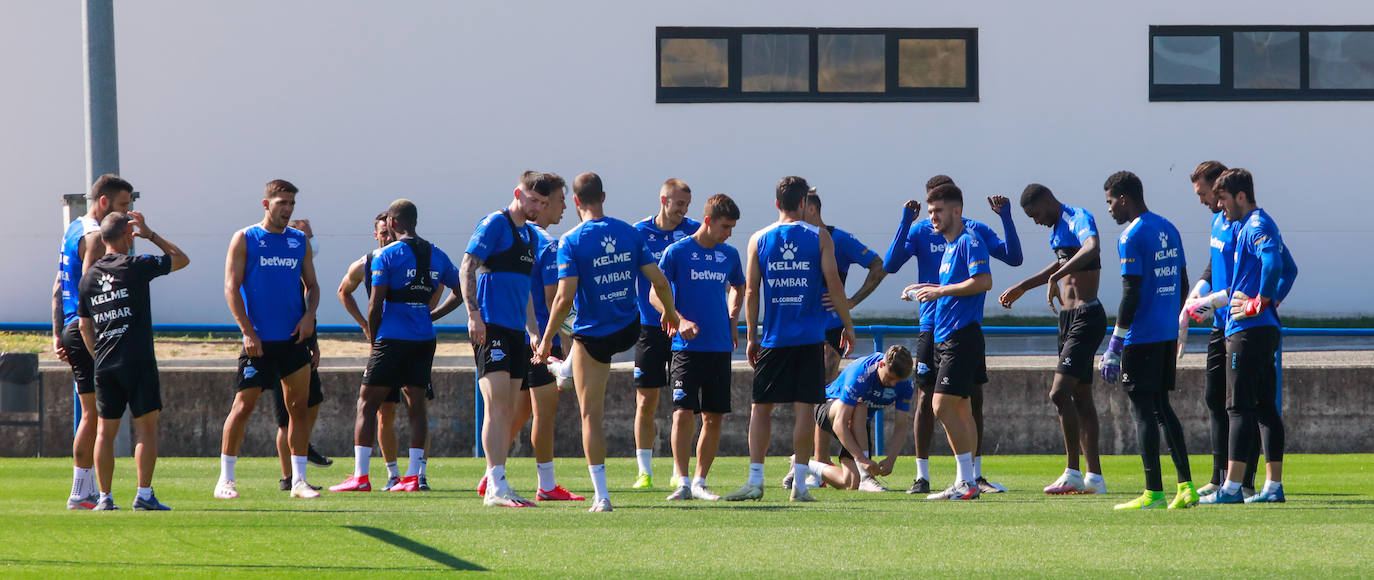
[241,225,308,342]
[757,222,826,348]
[58,216,100,326]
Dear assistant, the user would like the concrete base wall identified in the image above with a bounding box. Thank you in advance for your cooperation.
[18,364,1374,458]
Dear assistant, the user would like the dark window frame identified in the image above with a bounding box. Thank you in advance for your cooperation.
[1150,25,1374,101]
[656,26,978,103]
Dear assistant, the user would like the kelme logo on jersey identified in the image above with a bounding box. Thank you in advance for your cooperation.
[779,241,798,260]
[98,274,114,293]
[1159,232,1169,249]
[601,236,617,254]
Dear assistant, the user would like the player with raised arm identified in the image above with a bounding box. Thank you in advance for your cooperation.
[1098,171,1197,510]
[55,174,131,509]
[216,180,321,499]
[1179,161,1260,497]
[629,179,699,489]
[533,172,680,513]
[722,176,856,503]
[902,183,993,501]
[808,346,915,492]
[1000,183,1108,495]
[885,175,1022,495]
[1199,168,1298,505]
[654,194,745,502]
[330,199,460,494]
[78,210,189,510]
[460,171,550,507]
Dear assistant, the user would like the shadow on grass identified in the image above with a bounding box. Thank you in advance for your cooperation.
[347,526,486,571]
[0,559,451,572]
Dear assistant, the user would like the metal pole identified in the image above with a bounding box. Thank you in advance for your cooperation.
[82,0,128,456]
[872,329,885,456]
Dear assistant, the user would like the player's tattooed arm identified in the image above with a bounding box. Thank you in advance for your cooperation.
[51,274,67,361]
[459,253,485,345]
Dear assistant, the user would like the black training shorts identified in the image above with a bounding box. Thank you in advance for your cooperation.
[526,342,564,389]
[574,322,640,365]
[1121,340,1178,393]
[670,350,732,414]
[363,338,437,389]
[634,325,671,389]
[1057,300,1107,383]
[475,323,530,382]
[914,329,936,390]
[825,327,843,354]
[61,320,96,395]
[934,323,988,398]
[95,361,161,420]
[752,342,826,404]
[237,340,312,392]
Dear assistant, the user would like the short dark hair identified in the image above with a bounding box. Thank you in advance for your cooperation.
[804,191,821,210]
[1103,171,1144,204]
[90,174,133,202]
[374,212,388,223]
[387,198,418,230]
[543,172,566,194]
[1020,183,1053,207]
[776,176,809,212]
[520,170,554,197]
[662,178,691,196]
[1191,161,1228,185]
[1213,168,1256,203]
[265,179,298,199]
[925,174,954,192]
[884,345,914,380]
[100,211,131,243]
[704,193,740,221]
[573,172,605,204]
[926,183,963,205]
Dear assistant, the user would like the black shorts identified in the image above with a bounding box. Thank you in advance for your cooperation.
[363,338,437,389]
[475,324,530,382]
[1121,340,1178,393]
[670,350,732,414]
[61,320,95,395]
[825,327,843,354]
[237,340,312,392]
[934,323,988,398]
[272,368,325,428]
[1057,300,1107,383]
[383,382,435,404]
[526,343,565,389]
[752,342,826,404]
[1205,327,1226,397]
[815,399,874,462]
[634,325,671,389]
[914,330,936,390]
[1225,326,1279,409]
[574,322,640,365]
[94,361,161,420]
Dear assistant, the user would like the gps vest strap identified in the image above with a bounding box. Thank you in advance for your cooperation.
[477,210,534,276]
[385,238,435,304]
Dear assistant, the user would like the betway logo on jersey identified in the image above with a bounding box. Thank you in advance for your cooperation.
[260,256,300,268]
[1210,236,1227,250]
[929,242,946,254]
[690,269,727,282]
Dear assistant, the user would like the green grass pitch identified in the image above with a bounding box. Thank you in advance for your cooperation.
[2,455,1371,577]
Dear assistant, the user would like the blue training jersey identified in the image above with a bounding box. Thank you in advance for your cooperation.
[634,216,700,325]
[529,225,560,345]
[1226,209,1287,336]
[884,214,1016,332]
[757,221,827,348]
[58,216,100,326]
[371,238,461,341]
[659,237,744,352]
[1208,211,1239,330]
[241,225,308,342]
[826,352,915,415]
[1050,204,1099,252]
[466,210,536,331]
[933,227,992,343]
[825,226,879,330]
[557,216,656,337]
[1116,212,1185,345]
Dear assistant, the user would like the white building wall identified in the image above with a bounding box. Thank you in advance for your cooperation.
[6,1,1373,326]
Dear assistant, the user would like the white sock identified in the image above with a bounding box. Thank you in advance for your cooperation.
[589,464,609,501]
[1222,480,1242,494]
[1066,468,1083,478]
[386,461,400,479]
[291,455,308,484]
[973,456,983,479]
[808,460,829,485]
[691,476,707,488]
[417,454,428,477]
[354,446,371,478]
[955,453,975,483]
[1264,479,1282,492]
[137,486,153,501]
[220,454,237,482]
[636,449,653,476]
[679,475,691,488]
[99,492,112,502]
[792,462,810,490]
[536,461,556,492]
[1086,472,1104,483]
[916,458,930,481]
[747,462,765,486]
[72,466,92,497]
[489,464,509,495]
[855,452,872,480]
[406,448,424,477]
